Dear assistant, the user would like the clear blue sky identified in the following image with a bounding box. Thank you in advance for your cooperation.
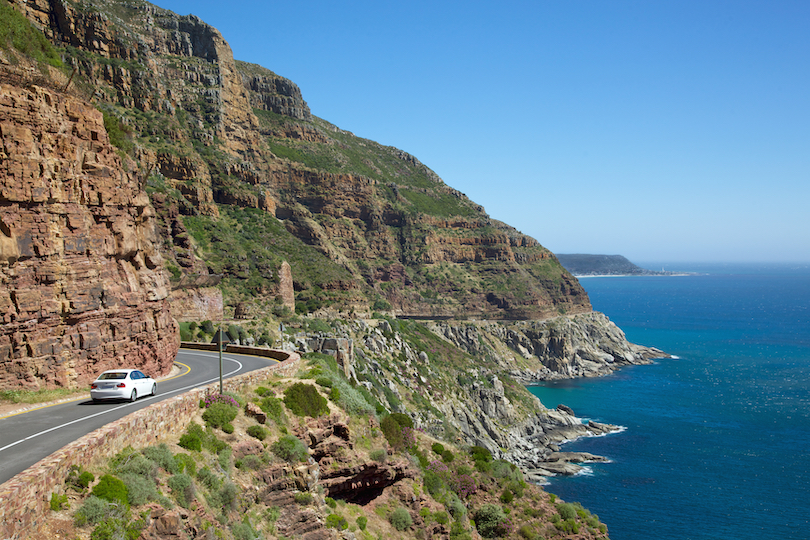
[157,0,809,263]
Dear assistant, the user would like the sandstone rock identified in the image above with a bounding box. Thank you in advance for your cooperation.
[244,402,267,424]
[0,82,178,389]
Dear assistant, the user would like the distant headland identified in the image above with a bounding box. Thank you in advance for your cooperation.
[556,254,679,277]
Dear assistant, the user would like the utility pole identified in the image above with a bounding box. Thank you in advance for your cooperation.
[218,326,223,394]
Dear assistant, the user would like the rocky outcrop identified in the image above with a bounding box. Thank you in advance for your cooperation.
[168,287,223,322]
[441,373,619,478]
[343,315,667,480]
[0,81,178,389]
[427,312,666,381]
[239,61,311,120]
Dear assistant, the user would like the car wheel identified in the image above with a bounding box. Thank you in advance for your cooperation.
[130,390,137,402]
[151,383,157,396]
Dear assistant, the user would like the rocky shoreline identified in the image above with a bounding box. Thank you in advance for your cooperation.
[227,311,665,484]
[422,313,668,481]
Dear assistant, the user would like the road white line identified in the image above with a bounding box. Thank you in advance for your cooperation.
[0,356,244,455]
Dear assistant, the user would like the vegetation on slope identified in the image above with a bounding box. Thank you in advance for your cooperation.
[0,0,62,68]
[44,352,609,540]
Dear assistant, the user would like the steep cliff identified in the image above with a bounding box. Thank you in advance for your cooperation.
[10,0,590,321]
[0,58,178,389]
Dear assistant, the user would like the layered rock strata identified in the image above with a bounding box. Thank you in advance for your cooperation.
[427,312,665,381]
[0,81,178,389]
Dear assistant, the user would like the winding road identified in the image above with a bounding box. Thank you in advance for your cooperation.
[0,348,279,485]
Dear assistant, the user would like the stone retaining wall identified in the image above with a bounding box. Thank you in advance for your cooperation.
[0,347,300,540]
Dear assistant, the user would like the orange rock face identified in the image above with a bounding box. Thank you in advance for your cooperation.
[0,82,178,390]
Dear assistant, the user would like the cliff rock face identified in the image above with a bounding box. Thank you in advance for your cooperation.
[0,80,178,389]
[427,312,665,380]
[10,0,591,321]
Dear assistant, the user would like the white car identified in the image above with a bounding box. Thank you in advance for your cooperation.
[90,369,157,402]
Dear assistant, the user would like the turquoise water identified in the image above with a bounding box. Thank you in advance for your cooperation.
[528,263,810,540]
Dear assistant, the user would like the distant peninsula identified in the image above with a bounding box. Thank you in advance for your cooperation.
[556,254,675,276]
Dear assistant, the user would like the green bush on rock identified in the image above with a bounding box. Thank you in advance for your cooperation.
[389,507,413,531]
[283,383,328,417]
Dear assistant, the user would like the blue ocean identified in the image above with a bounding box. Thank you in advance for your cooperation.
[528,263,810,540]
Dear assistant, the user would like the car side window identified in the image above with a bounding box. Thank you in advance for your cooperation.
[131,372,140,379]
[136,371,145,379]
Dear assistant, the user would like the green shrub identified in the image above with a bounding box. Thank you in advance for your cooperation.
[370,448,387,463]
[222,423,234,434]
[113,452,157,481]
[380,413,414,450]
[450,521,472,540]
[388,412,414,429]
[246,425,268,440]
[518,524,538,540]
[315,376,333,388]
[168,473,195,508]
[424,470,444,497]
[389,507,413,531]
[75,496,127,526]
[178,432,202,452]
[283,383,328,417]
[196,466,221,491]
[470,446,492,463]
[447,496,466,520]
[216,482,239,510]
[217,446,232,470]
[236,453,266,470]
[91,475,129,508]
[272,435,308,463]
[231,518,259,540]
[143,444,179,474]
[260,396,287,424]
[329,386,340,402]
[255,386,271,397]
[66,466,95,492]
[413,448,429,468]
[431,442,445,455]
[473,504,508,538]
[89,516,140,540]
[119,473,157,506]
[50,492,68,511]
[434,511,450,525]
[294,492,313,505]
[556,502,577,521]
[524,507,543,518]
[356,515,368,531]
[500,488,514,504]
[174,453,196,476]
[508,480,524,499]
[325,513,348,530]
[325,496,337,509]
[202,402,239,429]
[442,449,455,463]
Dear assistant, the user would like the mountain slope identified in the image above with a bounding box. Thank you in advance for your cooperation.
[12,0,589,321]
[556,254,671,276]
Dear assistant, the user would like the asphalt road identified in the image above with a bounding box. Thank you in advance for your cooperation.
[0,348,278,485]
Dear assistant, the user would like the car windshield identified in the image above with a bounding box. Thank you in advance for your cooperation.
[98,372,127,380]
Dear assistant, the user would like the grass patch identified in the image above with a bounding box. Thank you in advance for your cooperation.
[0,1,62,67]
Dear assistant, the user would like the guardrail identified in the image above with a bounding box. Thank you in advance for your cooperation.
[0,347,300,540]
